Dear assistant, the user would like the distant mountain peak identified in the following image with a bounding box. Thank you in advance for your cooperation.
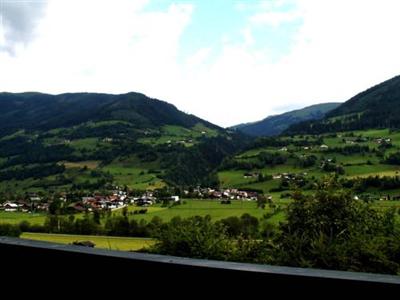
[231,102,341,137]
[285,74,400,135]
[0,92,220,136]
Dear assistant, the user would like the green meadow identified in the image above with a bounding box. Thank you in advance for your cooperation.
[0,211,47,225]
[120,199,289,223]
[21,232,155,251]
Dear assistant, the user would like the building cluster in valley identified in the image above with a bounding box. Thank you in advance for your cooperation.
[0,195,49,212]
[0,189,159,213]
[0,186,264,214]
[184,187,260,201]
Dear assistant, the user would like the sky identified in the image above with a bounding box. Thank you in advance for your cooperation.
[1,0,400,127]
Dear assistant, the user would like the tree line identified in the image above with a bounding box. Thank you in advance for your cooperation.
[149,186,400,275]
[3,181,400,274]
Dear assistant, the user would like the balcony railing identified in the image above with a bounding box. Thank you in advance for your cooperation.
[0,236,399,290]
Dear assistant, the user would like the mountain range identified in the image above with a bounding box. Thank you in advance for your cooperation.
[231,102,341,136]
[0,92,219,136]
[286,75,400,134]
[0,92,245,191]
[1,73,400,192]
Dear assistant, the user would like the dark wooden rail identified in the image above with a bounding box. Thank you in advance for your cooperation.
[0,236,399,292]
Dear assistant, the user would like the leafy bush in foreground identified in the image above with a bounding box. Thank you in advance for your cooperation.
[274,189,400,274]
[0,224,21,237]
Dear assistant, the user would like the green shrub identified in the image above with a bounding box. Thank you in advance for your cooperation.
[0,224,22,237]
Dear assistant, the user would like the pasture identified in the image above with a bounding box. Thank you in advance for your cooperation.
[102,157,166,190]
[21,232,155,251]
[122,199,290,223]
[63,161,100,170]
[0,211,46,225]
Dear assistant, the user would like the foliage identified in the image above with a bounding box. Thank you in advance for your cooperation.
[385,151,400,165]
[217,213,260,238]
[341,175,400,191]
[150,216,232,260]
[163,135,246,187]
[274,187,400,274]
[321,161,345,175]
[220,151,287,171]
[0,223,21,237]
[296,154,317,168]
[325,145,370,155]
[0,163,65,181]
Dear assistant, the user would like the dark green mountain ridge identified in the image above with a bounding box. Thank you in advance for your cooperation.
[232,102,341,136]
[285,75,400,134]
[0,92,247,191]
[0,92,219,136]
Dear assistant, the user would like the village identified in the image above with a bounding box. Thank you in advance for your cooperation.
[0,186,263,214]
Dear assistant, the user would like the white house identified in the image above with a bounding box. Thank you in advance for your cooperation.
[3,202,19,212]
[171,196,180,202]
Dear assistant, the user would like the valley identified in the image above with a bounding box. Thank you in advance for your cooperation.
[2,76,400,275]
[2,86,400,228]
[219,128,400,199]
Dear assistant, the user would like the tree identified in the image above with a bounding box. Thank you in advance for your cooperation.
[218,216,242,237]
[256,195,267,209]
[93,210,101,225]
[149,216,231,260]
[122,206,128,218]
[240,213,259,238]
[49,199,62,215]
[0,224,21,237]
[274,181,400,274]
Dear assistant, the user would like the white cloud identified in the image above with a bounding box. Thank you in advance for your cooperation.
[250,10,301,27]
[272,0,400,106]
[1,0,400,128]
[185,47,212,69]
[0,0,193,97]
[179,0,400,127]
[0,0,47,54]
[240,28,254,46]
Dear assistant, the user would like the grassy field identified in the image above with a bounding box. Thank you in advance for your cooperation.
[348,169,400,178]
[137,124,219,146]
[123,199,290,223]
[69,138,99,150]
[219,128,400,197]
[125,198,400,223]
[373,200,400,208]
[21,232,155,251]
[63,161,100,169]
[102,157,166,190]
[0,200,288,227]
[2,197,399,229]
[86,120,132,128]
[0,211,47,225]
[218,170,255,186]
[344,164,399,177]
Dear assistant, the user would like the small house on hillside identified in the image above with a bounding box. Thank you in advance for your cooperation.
[3,202,19,212]
[171,196,180,202]
[136,196,155,206]
[244,172,259,179]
